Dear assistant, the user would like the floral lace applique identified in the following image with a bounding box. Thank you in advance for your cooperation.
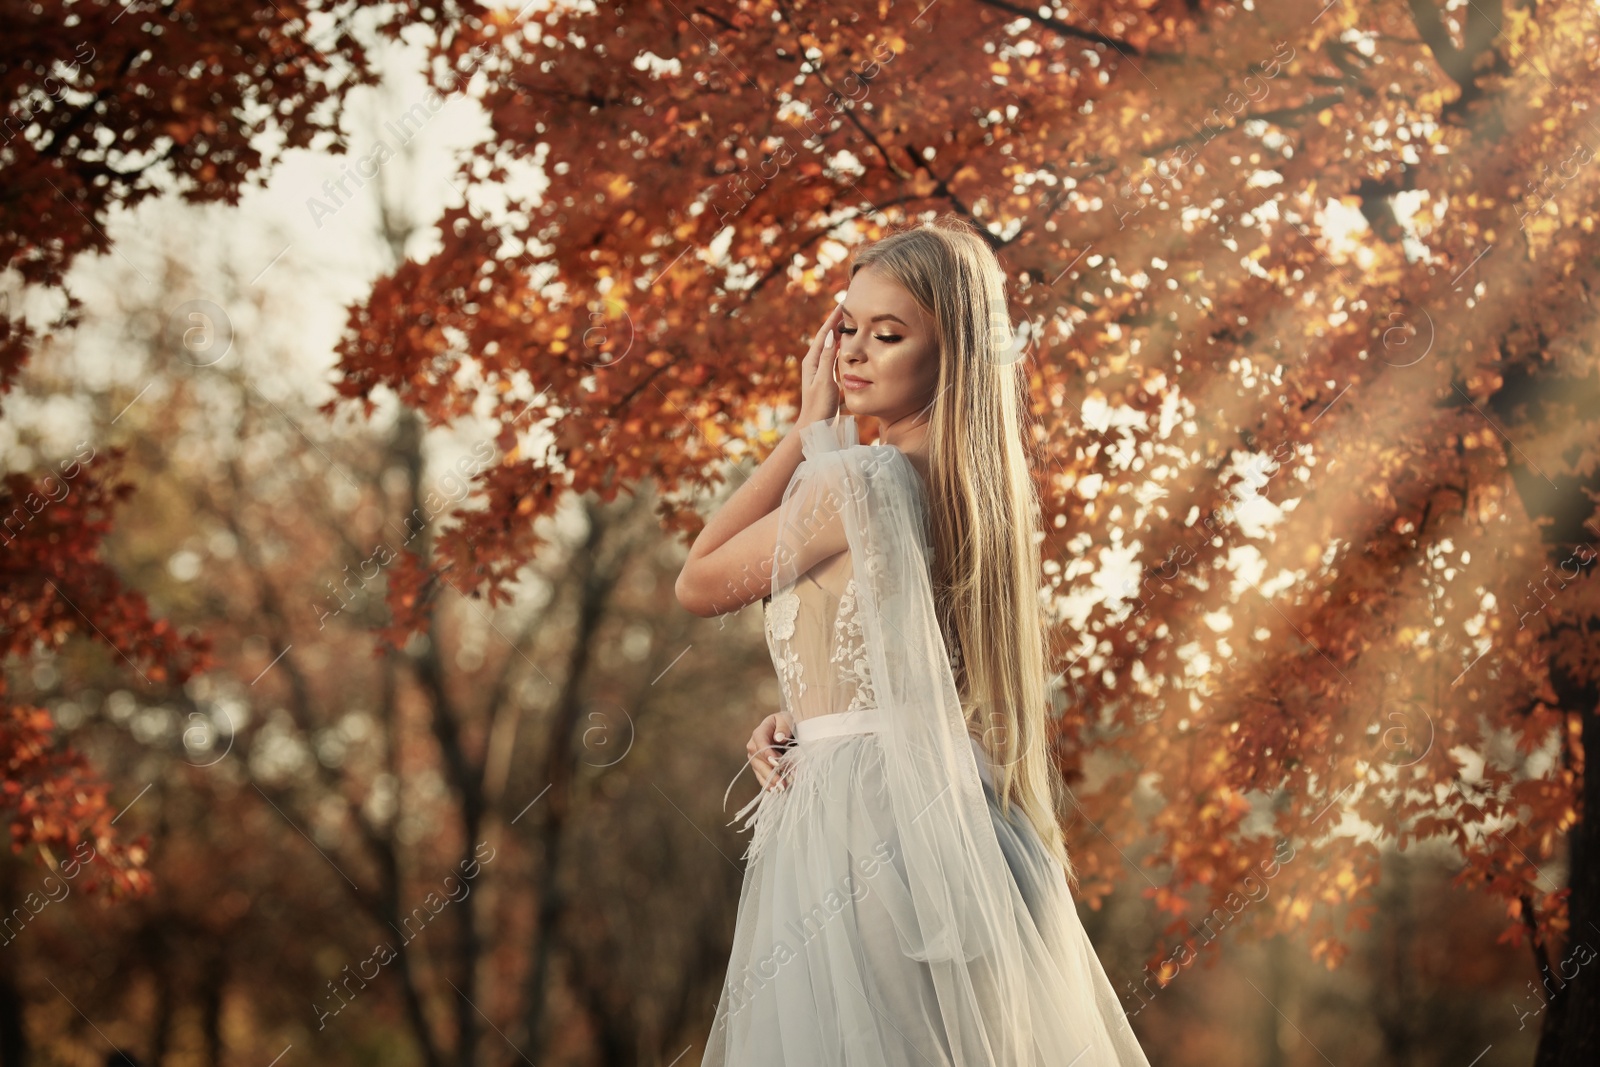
[765,587,806,705]
[830,577,878,711]
[768,585,800,640]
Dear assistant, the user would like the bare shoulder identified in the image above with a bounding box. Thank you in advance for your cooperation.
[874,444,929,500]
[899,449,931,490]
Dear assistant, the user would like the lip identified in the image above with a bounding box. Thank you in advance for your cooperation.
[841,374,872,389]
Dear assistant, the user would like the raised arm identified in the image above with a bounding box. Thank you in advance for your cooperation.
[675,304,845,617]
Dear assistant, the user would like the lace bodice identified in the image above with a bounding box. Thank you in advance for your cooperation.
[759,420,966,724]
[763,546,881,723]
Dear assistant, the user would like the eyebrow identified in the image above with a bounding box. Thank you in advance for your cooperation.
[840,305,909,326]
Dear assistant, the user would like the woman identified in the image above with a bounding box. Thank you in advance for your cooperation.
[676,217,1152,1066]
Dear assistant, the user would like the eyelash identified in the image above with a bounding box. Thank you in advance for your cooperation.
[839,326,902,343]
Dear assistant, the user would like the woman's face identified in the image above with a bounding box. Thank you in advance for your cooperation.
[834,266,941,424]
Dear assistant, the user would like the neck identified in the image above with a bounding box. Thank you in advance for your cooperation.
[877,411,930,458]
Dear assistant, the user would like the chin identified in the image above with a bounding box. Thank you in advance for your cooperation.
[841,395,874,418]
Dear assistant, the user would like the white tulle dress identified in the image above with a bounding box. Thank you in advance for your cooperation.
[702,413,1153,1067]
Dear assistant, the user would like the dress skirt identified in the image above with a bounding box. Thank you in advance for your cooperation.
[702,710,1093,1067]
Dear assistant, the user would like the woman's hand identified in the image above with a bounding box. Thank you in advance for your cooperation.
[747,711,797,791]
[796,304,845,431]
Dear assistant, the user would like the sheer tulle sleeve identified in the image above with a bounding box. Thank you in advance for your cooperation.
[766,412,1152,1067]
[766,415,867,588]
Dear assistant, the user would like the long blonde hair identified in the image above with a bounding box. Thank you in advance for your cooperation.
[850,215,1076,886]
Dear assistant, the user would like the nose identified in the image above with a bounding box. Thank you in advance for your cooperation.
[838,332,867,364]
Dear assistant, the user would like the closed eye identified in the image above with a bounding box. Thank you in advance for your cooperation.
[839,326,902,343]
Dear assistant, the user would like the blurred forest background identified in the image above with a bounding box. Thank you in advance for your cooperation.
[3,1,1598,1066]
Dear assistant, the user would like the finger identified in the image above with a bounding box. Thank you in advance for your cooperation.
[768,750,791,790]
[754,716,777,746]
[820,335,842,414]
[759,755,786,791]
[809,316,832,351]
[803,307,843,370]
[803,321,830,366]
[810,330,837,399]
[811,304,844,347]
[801,330,820,365]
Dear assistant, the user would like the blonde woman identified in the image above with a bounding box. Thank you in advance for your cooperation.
[677,216,1152,1066]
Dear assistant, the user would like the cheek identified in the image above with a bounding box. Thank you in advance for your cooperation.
[877,342,940,399]
[913,342,941,390]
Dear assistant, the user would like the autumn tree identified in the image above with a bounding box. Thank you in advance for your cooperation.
[7,25,770,1059]
[325,1,1600,1063]
[1,2,471,1061]
[2,0,392,836]
[6,0,1599,1063]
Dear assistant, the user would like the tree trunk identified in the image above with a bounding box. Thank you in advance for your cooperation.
[1501,531,1595,1067]
[523,499,629,1055]
[1541,649,1600,1066]
[149,956,172,1064]
[1373,848,1417,1065]
[201,949,224,1067]
[1490,351,1600,1067]
[0,963,26,1067]
[1260,933,1288,1067]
